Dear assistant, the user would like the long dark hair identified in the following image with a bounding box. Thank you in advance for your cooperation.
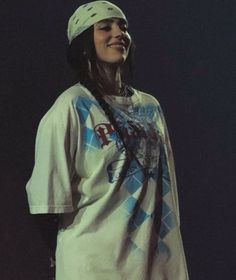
[67,26,137,184]
[67,26,135,88]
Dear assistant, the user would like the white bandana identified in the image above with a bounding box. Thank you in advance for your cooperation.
[67,1,128,44]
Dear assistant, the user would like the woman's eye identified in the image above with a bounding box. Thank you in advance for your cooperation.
[99,24,128,32]
[100,26,111,31]
[120,26,128,32]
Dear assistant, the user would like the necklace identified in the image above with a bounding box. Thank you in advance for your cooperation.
[101,83,133,97]
[118,83,134,97]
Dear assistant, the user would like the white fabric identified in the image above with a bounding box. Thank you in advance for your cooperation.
[67,1,127,43]
[26,83,189,279]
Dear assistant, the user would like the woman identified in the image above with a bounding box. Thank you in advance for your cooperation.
[26,1,189,279]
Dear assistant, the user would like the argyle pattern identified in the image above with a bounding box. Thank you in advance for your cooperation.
[122,151,177,256]
[74,96,101,150]
[74,96,177,256]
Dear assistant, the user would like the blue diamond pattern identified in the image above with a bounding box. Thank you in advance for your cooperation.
[73,97,177,254]
[83,127,100,150]
[128,207,150,232]
[123,160,145,194]
[158,201,177,239]
[163,211,176,231]
[75,97,98,124]
[157,240,170,256]
[162,177,171,196]
[162,200,171,216]
[124,170,144,194]
[124,196,137,213]
[159,223,169,238]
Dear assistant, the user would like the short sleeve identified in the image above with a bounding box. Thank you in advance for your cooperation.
[26,94,80,214]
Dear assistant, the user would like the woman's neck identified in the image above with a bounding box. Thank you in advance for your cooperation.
[96,62,123,95]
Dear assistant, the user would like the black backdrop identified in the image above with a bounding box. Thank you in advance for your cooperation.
[0,0,235,279]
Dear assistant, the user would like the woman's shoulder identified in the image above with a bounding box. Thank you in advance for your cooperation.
[132,87,161,107]
[38,83,90,126]
[43,83,94,115]
[54,83,91,106]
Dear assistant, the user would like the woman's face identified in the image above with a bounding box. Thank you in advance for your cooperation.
[93,17,131,66]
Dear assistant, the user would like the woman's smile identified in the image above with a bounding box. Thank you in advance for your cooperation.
[94,18,131,65]
[108,40,127,50]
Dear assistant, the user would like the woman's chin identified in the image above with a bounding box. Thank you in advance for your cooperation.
[103,56,127,67]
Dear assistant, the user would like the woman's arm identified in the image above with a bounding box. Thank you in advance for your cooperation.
[33,214,59,254]
[33,214,59,280]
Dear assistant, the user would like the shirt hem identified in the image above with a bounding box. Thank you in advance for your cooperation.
[29,205,74,214]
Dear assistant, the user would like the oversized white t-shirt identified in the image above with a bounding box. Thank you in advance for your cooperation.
[26,83,189,280]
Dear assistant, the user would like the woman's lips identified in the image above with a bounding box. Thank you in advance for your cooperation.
[108,43,126,50]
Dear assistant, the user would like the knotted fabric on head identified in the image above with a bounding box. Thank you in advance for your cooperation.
[67,1,128,44]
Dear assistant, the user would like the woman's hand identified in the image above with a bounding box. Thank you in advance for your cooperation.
[48,255,56,280]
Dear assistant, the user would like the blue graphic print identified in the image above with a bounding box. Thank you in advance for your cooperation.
[74,96,177,258]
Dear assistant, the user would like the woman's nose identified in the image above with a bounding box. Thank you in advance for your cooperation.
[112,24,124,37]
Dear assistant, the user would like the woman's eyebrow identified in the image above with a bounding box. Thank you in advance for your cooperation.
[97,18,127,25]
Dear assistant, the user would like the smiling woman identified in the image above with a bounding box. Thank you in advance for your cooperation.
[94,18,131,65]
[25,1,189,279]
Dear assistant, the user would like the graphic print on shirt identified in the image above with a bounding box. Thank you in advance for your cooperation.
[110,105,177,260]
[74,95,177,260]
[111,106,161,177]
[94,122,124,150]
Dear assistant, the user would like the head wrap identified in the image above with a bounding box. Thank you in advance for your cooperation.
[67,1,128,44]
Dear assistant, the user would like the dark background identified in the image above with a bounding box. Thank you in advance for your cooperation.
[0,0,235,279]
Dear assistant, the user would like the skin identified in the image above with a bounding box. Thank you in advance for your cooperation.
[93,17,132,94]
